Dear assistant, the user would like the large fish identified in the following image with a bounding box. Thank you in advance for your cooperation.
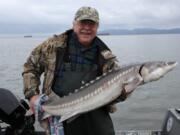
[42,61,177,122]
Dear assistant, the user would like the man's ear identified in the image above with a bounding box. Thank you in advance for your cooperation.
[97,22,99,28]
[72,21,76,29]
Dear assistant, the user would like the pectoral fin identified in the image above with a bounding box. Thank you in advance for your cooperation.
[59,112,79,122]
[123,75,142,94]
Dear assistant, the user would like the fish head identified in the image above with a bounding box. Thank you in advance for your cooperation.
[140,61,177,83]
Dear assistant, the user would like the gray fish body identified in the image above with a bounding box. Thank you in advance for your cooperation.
[42,61,177,122]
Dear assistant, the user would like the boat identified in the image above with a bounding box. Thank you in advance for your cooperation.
[97,32,110,35]
[0,88,179,135]
[24,35,32,38]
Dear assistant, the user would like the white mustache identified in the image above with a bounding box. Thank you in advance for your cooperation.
[80,30,92,34]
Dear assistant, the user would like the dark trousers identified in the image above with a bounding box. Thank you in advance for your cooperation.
[63,108,115,135]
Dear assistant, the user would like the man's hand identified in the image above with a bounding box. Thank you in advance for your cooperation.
[106,104,117,113]
[29,95,39,113]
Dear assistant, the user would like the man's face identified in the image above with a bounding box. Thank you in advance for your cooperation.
[73,20,99,46]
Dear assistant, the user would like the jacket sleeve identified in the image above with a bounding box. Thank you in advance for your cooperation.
[22,43,45,100]
[100,49,120,73]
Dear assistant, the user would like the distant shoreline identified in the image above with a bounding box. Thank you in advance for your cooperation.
[99,28,180,35]
[1,28,180,36]
[1,31,180,38]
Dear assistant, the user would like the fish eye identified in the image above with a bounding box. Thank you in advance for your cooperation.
[156,63,164,67]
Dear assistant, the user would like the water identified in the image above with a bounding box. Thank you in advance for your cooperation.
[0,34,180,131]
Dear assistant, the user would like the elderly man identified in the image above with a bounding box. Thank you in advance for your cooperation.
[23,6,123,135]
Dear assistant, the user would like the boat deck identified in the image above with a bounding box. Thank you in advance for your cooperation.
[115,130,161,135]
[0,126,162,135]
[0,121,163,135]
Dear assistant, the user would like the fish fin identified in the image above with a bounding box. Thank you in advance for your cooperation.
[41,112,51,120]
[59,112,79,122]
[123,75,143,94]
[43,91,60,105]
[48,91,60,100]
[66,115,80,123]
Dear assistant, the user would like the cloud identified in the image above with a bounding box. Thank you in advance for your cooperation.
[0,0,180,33]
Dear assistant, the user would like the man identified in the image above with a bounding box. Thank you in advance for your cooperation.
[23,6,125,135]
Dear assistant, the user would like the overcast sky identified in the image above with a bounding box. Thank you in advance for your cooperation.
[0,0,180,34]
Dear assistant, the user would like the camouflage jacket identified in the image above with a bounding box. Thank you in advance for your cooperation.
[23,30,119,100]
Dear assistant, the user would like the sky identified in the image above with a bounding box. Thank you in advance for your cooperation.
[0,0,180,34]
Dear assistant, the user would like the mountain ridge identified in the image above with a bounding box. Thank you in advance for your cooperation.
[99,28,180,35]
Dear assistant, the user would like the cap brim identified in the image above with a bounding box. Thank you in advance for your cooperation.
[76,17,98,23]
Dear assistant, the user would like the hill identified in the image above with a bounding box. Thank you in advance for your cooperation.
[99,28,180,35]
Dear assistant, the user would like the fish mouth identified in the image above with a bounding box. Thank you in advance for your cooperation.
[164,61,178,75]
[167,61,178,67]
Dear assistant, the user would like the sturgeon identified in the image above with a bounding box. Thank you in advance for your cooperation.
[42,61,177,122]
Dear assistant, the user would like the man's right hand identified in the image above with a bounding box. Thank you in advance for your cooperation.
[29,95,39,113]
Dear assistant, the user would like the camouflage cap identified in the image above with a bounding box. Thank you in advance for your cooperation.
[74,6,99,23]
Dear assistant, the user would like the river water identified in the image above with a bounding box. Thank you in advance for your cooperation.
[0,34,180,131]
